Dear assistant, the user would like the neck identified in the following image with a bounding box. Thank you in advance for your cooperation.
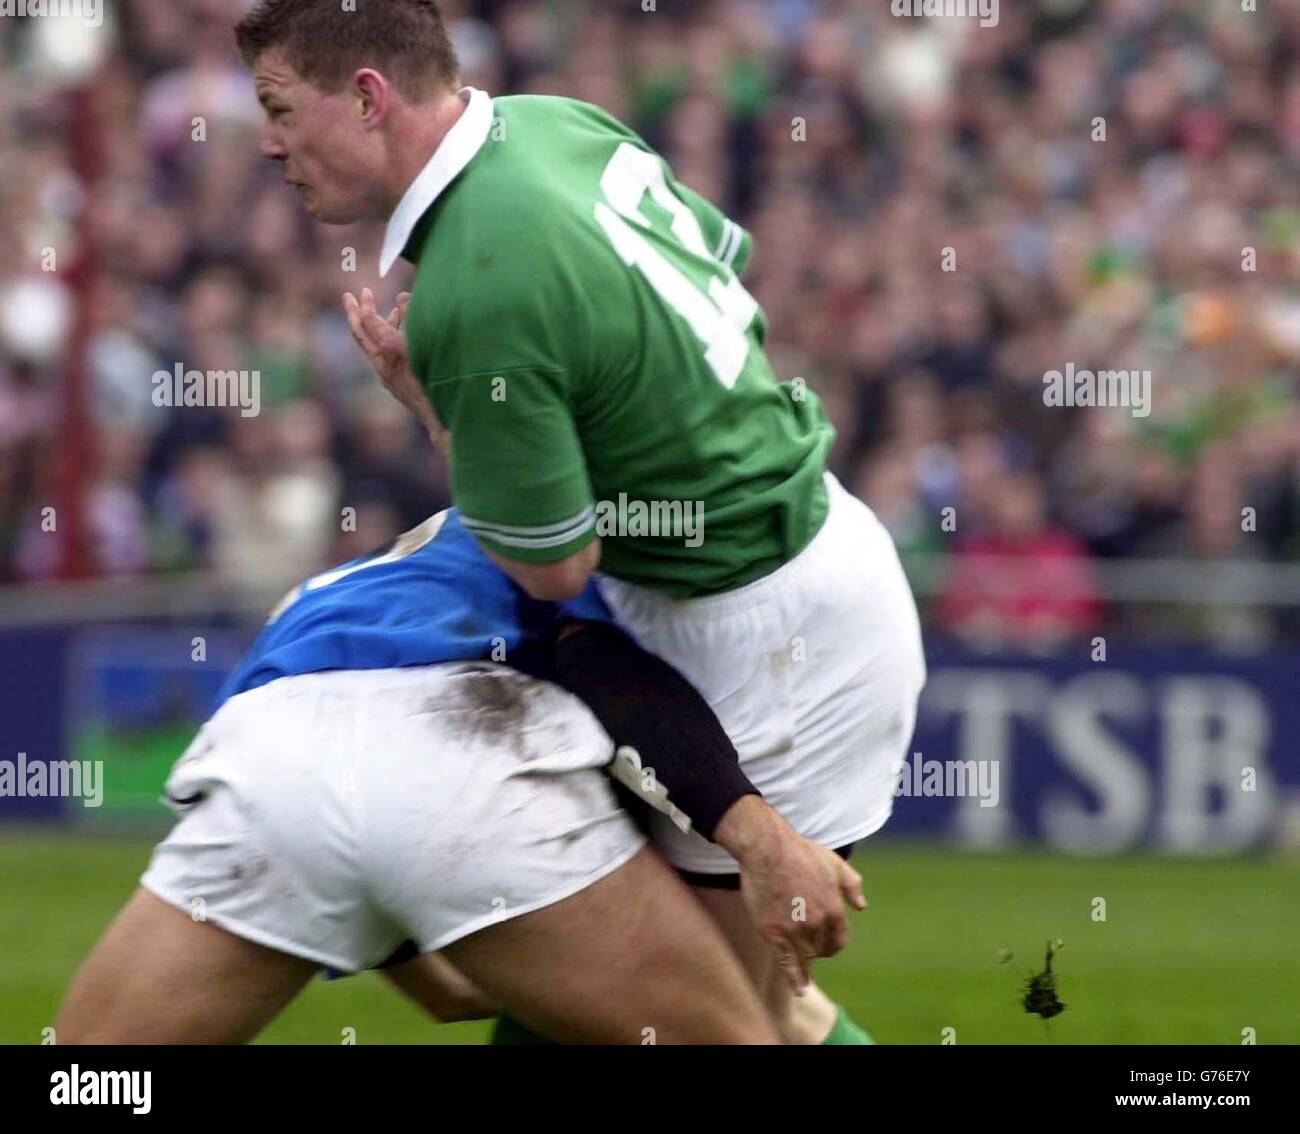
[381,87,467,215]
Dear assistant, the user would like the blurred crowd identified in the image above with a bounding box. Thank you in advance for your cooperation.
[1,0,1298,649]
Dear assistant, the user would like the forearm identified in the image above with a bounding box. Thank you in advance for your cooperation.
[712,793,799,865]
[552,620,761,842]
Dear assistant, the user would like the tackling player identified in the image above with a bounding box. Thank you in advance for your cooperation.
[56,508,851,1044]
[237,0,925,1044]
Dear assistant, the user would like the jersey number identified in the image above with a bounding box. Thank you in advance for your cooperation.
[594,143,758,390]
[266,511,450,624]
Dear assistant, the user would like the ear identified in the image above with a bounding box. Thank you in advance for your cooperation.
[353,68,390,127]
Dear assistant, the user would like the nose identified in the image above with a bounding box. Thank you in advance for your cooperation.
[260,122,286,162]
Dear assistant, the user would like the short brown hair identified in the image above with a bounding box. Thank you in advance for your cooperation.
[235,0,459,100]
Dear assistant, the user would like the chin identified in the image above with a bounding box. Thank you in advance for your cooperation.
[306,192,372,226]
[307,200,345,224]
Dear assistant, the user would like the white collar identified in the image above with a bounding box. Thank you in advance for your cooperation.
[379,86,494,278]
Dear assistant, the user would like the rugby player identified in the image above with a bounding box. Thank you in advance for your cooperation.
[237,0,926,1044]
[56,507,855,1044]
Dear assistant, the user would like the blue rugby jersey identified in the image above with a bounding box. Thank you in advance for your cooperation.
[217,509,617,709]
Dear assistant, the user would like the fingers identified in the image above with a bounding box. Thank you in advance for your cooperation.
[343,291,385,362]
[800,855,860,959]
[799,902,847,960]
[351,291,400,362]
[357,287,382,337]
[821,904,851,956]
[811,858,861,956]
[767,931,812,996]
[838,858,867,911]
[344,288,406,346]
[739,838,866,995]
[342,292,366,346]
[360,305,398,349]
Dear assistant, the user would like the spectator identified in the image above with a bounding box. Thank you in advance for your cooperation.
[0,0,1294,646]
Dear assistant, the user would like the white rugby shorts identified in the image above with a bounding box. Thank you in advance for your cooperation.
[596,473,926,874]
[141,663,644,972]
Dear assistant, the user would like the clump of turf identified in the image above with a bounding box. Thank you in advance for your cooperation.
[1021,939,1066,1019]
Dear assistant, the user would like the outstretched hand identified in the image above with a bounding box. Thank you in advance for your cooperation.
[343,288,448,450]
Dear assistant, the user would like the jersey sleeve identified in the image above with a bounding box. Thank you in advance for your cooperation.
[429,366,598,563]
[671,177,754,277]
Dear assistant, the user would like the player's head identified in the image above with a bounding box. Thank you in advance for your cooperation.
[236,0,460,223]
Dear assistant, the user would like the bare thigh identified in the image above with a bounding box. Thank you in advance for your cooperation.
[57,855,777,1045]
[55,889,317,1044]
[443,847,777,1044]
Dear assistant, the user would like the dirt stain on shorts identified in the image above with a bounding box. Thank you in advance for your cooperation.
[435,664,548,758]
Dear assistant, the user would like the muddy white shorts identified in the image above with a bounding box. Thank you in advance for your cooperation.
[140,663,644,973]
[596,473,926,874]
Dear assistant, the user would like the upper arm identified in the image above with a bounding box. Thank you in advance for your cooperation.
[430,365,598,566]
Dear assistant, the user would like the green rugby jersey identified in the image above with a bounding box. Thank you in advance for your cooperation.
[385,88,834,598]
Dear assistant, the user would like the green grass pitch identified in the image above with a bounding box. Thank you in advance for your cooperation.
[2,833,1296,1045]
